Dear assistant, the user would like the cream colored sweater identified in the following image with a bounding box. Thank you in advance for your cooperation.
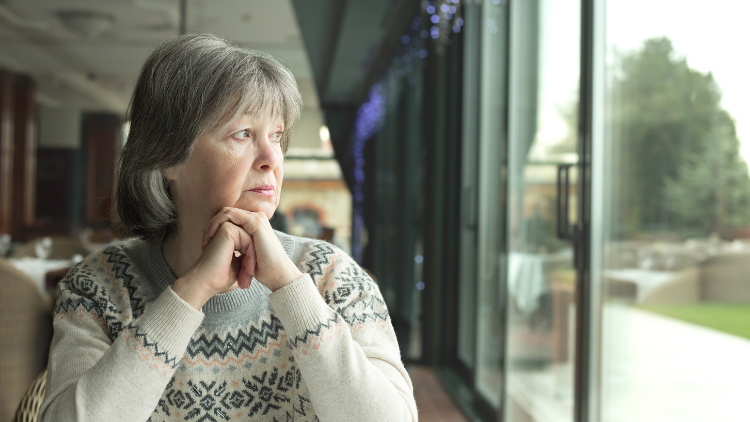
[39,231,418,421]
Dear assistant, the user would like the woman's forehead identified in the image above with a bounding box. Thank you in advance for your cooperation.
[231,111,284,127]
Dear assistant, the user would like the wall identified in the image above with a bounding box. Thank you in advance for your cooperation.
[292,110,325,149]
[277,179,351,253]
[701,253,750,303]
[38,105,82,149]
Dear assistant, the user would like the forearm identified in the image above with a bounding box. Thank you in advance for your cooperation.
[269,275,417,422]
[40,286,204,421]
[171,275,211,310]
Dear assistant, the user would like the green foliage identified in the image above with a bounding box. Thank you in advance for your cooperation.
[611,37,750,237]
[640,303,750,340]
[665,110,750,235]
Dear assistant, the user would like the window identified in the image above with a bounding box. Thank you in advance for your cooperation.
[503,0,581,419]
[590,0,750,420]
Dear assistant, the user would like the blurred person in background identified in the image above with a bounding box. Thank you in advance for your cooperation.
[39,34,417,422]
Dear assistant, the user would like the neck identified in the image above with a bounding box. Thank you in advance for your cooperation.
[162,224,241,293]
[162,228,202,280]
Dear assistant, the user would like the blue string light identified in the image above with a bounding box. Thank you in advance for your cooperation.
[350,83,385,262]
[349,0,464,263]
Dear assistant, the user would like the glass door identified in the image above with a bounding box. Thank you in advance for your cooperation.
[474,0,509,406]
[503,0,582,420]
[590,0,750,421]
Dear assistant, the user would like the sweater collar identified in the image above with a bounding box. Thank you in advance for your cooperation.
[145,231,296,313]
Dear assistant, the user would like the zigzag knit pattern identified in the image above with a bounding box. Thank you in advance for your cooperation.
[184,316,285,360]
[299,241,391,328]
[121,322,181,370]
[47,235,411,422]
[287,313,342,350]
[55,245,151,342]
[100,245,147,319]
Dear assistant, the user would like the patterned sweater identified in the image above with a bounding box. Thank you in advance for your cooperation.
[39,232,417,421]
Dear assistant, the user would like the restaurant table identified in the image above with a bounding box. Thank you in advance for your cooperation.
[8,258,74,297]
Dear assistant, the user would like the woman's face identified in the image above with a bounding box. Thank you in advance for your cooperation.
[167,111,285,234]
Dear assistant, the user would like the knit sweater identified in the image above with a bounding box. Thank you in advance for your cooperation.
[39,231,418,421]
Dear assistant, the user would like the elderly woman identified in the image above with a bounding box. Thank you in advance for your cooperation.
[39,34,417,422]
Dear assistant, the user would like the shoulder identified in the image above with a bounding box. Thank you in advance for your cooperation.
[275,231,341,268]
[276,232,363,281]
[55,239,151,324]
[281,233,381,294]
[277,233,389,324]
[61,238,143,292]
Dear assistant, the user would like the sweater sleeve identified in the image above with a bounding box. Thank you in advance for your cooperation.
[38,258,205,422]
[267,242,418,422]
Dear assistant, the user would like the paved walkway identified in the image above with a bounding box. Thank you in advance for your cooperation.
[600,304,750,421]
[510,305,750,422]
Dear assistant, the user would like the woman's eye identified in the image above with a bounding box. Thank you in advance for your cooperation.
[272,132,282,142]
[232,129,251,139]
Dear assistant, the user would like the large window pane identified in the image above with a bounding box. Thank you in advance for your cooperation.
[475,0,509,406]
[458,1,481,370]
[503,0,581,419]
[591,1,750,420]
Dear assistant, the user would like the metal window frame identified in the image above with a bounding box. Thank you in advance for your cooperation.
[496,0,596,420]
[573,0,595,420]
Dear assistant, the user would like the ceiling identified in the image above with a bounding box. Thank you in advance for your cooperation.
[0,0,409,166]
[291,0,400,106]
[0,0,319,115]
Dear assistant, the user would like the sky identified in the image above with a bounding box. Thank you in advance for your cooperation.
[531,0,750,165]
[607,0,750,163]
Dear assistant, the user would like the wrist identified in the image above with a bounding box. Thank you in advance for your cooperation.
[269,269,304,292]
[171,276,211,310]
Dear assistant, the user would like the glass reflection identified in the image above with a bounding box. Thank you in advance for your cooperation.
[592,0,750,420]
[503,0,581,419]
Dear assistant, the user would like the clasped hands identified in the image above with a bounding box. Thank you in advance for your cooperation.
[172,207,304,310]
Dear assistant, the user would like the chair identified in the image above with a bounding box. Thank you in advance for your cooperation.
[0,258,53,421]
[12,368,47,422]
[10,236,90,260]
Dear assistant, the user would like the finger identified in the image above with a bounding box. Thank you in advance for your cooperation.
[237,234,255,289]
[230,252,242,280]
[245,244,256,277]
[202,208,233,248]
[208,221,252,257]
[245,236,258,276]
[238,259,251,289]
[203,208,264,247]
[221,211,274,258]
[203,208,246,247]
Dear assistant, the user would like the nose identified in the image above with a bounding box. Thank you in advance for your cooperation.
[252,134,282,172]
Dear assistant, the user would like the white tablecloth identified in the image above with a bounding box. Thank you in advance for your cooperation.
[9,258,73,294]
[507,252,548,313]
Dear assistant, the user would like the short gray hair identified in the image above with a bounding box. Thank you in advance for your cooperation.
[113,33,302,244]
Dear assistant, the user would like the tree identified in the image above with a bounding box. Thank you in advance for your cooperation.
[665,110,750,236]
[610,37,750,237]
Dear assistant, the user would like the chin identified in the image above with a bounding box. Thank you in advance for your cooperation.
[261,207,275,219]
[236,202,275,219]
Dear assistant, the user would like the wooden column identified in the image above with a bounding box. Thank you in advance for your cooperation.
[0,72,14,236]
[11,75,36,240]
[82,113,121,227]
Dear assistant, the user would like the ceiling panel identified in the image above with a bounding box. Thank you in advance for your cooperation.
[0,0,318,114]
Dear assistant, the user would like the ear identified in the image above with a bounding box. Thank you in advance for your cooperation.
[162,165,181,181]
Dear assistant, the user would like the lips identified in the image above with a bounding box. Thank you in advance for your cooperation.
[248,185,275,196]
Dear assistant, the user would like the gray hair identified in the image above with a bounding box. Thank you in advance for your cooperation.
[112,33,302,244]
